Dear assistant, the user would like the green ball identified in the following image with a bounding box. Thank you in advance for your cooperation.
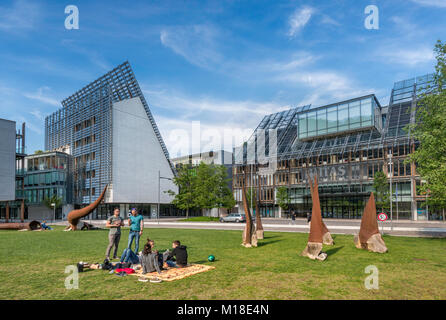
[208,255,215,262]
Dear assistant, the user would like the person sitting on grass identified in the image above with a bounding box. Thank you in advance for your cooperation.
[164,240,188,268]
[41,220,52,230]
[140,239,161,274]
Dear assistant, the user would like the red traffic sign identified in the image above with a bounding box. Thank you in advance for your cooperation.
[378,212,388,221]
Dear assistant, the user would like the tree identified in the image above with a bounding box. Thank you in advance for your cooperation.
[276,186,290,215]
[214,165,236,217]
[42,194,63,219]
[34,150,44,154]
[373,171,389,212]
[167,164,198,219]
[195,162,218,214]
[407,40,446,221]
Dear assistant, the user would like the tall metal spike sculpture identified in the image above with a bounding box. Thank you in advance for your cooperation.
[67,185,108,230]
[354,193,388,253]
[308,176,334,245]
[255,176,264,240]
[301,176,328,260]
[241,174,257,247]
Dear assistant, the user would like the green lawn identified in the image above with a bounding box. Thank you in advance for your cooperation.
[1,226,445,300]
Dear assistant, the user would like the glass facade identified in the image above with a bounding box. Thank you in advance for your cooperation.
[233,73,440,220]
[23,152,72,205]
[298,96,376,139]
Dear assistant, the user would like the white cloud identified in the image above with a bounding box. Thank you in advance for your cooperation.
[0,0,41,32]
[409,0,446,8]
[320,15,341,27]
[160,25,223,69]
[142,85,291,156]
[377,47,435,66]
[287,6,314,37]
[23,87,60,106]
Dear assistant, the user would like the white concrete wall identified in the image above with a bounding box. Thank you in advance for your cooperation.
[111,97,177,204]
[0,119,16,201]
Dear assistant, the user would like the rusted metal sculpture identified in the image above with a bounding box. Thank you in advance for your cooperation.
[301,176,329,260]
[241,176,257,247]
[354,193,388,253]
[0,220,41,231]
[255,177,264,240]
[67,185,107,230]
[308,176,334,245]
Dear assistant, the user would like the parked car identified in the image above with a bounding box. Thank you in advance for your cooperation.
[220,213,246,223]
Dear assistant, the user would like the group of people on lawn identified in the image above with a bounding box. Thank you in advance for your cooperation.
[105,207,188,274]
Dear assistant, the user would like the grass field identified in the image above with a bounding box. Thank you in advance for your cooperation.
[1,226,445,300]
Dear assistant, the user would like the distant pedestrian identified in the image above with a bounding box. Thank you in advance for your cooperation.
[291,211,296,225]
[105,208,124,260]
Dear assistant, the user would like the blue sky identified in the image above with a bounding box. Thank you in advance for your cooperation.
[0,0,444,157]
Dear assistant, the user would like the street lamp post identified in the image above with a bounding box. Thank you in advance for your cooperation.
[158,170,173,225]
[51,203,56,223]
[388,150,393,231]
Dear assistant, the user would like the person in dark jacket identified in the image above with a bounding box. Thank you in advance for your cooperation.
[165,240,188,268]
[140,239,161,274]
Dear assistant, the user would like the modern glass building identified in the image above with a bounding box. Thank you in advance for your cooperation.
[23,151,73,220]
[45,61,177,219]
[233,73,438,221]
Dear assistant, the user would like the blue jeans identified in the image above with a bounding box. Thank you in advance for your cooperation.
[127,230,140,253]
[120,248,140,264]
[165,260,177,268]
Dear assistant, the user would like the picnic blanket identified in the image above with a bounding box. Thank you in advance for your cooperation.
[131,264,215,282]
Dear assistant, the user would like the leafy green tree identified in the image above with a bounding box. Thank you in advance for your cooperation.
[407,40,446,220]
[167,164,198,219]
[214,165,236,217]
[42,195,63,215]
[373,171,389,212]
[276,186,290,215]
[195,162,218,213]
[34,150,44,154]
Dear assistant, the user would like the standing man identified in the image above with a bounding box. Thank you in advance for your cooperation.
[127,208,143,253]
[105,208,124,260]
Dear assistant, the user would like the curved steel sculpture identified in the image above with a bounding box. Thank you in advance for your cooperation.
[0,221,41,230]
[67,185,108,230]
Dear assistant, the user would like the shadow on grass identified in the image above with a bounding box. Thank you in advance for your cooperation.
[193,260,217,264]
[257,239,282,247]
[262,235,281,240]
[325,246,344,256]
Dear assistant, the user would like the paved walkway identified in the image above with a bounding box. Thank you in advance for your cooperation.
[51,218,446,238]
